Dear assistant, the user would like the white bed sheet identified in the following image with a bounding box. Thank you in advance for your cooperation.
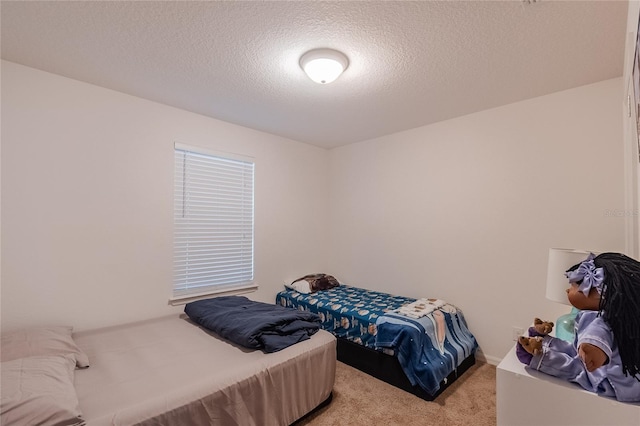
[73,314,336,426]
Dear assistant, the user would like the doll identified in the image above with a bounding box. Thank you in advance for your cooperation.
[517,252,640,402]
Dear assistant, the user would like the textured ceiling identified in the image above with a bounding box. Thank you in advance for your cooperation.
[1,1,628,149]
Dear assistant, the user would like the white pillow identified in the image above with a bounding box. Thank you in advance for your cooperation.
[284,280,311,294]
[1,354,84,426]
[1,326,90,368]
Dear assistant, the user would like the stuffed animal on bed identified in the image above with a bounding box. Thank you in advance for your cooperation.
[287,274,340,293]
[517,253,640,402]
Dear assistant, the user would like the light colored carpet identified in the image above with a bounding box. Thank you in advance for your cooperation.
[297,360,496,425]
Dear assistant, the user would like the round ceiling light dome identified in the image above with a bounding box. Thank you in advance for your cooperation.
[299,48,349,84]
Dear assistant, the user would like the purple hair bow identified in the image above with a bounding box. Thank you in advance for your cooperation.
[565,253,604,296]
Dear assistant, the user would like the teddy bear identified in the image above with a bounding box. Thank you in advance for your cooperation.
[516,318,553,363]
[531,318,554,335]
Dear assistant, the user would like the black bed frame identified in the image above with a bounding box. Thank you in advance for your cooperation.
[336,337,476,401]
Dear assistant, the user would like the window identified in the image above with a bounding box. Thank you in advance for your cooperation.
[172,143,255,302]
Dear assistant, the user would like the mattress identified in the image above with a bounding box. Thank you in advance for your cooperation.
[276,285,415,349]
[73,314,336,426]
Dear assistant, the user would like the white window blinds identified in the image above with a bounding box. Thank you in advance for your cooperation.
[173,144,255,300]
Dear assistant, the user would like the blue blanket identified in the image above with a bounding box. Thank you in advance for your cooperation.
[185,296,321,353]
[276,285,415,349]
[375,310,477,395]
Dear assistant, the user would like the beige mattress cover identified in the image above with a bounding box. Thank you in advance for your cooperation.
[73,315,336,426]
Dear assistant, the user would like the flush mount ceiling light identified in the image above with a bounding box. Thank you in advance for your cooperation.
[299,48,349,84]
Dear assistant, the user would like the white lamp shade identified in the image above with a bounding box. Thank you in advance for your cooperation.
[300,48,349,84]
[545,248,596,305]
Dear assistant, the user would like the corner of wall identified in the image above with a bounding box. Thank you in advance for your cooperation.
[623,1,640,258]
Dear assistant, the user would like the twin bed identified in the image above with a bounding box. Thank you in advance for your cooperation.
[276,284,478,400]
[1,314,336,426]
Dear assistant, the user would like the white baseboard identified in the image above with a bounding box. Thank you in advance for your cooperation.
[475,349,501,366]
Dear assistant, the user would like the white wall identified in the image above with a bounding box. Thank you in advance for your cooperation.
[1,61,329,332]
[328,78,626,363]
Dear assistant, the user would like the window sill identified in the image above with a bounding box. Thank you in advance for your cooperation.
[168,283,258,306]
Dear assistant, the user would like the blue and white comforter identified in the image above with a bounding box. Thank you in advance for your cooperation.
[375,308,477,395]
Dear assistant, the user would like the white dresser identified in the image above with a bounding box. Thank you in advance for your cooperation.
[497,344,640,426]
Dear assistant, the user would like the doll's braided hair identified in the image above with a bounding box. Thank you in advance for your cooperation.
[575,253,640,380]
